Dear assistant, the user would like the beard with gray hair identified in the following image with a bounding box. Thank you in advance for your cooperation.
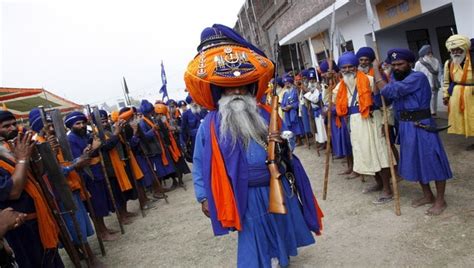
[451,50,466,65]
[342,72,356,89]
[190,103,202,114]
[218,93,268,148]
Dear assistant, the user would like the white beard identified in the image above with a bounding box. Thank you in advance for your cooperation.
[358,65,370,74]
[451,51,466,65]
[343,72,356,90]
[190,104,201,114]
[218,94,268,148]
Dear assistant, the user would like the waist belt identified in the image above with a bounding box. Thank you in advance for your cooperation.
[248,165,270,187]
[399,109,431,121]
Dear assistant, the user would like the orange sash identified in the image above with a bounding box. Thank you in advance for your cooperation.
[163,121,181,162]
[142,117,169,166]
[210,121,241,230]
[450,53,471,112]
[118,135,144,181]
[335,71,373,127]
[105,134,132,192]
[0,160,59,249]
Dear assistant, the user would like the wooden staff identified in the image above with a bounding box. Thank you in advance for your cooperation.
[365,0,400,215]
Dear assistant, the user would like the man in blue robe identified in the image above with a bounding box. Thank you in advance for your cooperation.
[185,24,323,268]
[373,48,452,215]
[65,111,120,241]
[281,76,305,146]
[180,95,207,162]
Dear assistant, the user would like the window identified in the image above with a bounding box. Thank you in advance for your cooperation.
[406,29,430,58]
[341,40,354,53]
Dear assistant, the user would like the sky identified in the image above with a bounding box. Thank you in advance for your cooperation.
[0,0,245,106]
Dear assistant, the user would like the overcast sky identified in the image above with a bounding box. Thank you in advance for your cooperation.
[1,0,245,106]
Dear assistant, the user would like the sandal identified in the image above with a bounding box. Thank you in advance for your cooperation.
[362,184,382,194]
[372,195,393,205]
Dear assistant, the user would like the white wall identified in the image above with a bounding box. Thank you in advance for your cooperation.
[451,0,474,37]
[338,9,373,57]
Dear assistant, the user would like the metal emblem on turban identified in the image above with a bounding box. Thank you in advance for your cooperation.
[213,46,255,78]
[391,52,397,60]
[197,52,207,78]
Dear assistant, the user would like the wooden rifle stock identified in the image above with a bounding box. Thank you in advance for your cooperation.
[267,95,287,214]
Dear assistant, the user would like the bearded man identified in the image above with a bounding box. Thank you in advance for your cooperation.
[414,45,441,116]
[442,34,474,150]
[185,24,323,268]
[374,48,452,215]
[304,68,327,146]
[180,95,207,162]
[335,52,394,204]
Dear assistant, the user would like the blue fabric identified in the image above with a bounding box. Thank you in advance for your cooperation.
[0,110,15,123]
[29,108,43,133]
[387,48,415,63]
[319,60,339,73]
[330,109,352,158]
[180,109,207,156]
[381,71,452,182]
[135,155,154,187]
[60,191,94,244]
[0,172,13,201]
[64,111,87,129]
[338,52,358,68]
[307,68,317,79]
[418,45,431,57]
[140,99,154,115]
[68,131,114,217]
[186,95,193,104]
[276,77,284,87]
[281,88,303,135]
[356,47,375,61]
[299,104,312,134]
[211,24,267,57]
[282,76,294,84]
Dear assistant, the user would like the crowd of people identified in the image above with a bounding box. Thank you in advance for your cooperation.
[0,21,472,267]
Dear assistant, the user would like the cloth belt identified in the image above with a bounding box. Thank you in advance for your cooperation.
[248,165,270,187]
[399,109,431,121]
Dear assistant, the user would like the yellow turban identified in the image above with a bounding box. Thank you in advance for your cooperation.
[445,34,470,51]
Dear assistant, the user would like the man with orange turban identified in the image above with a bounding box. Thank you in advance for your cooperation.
[185,24,323,267]
[442,34,474,150]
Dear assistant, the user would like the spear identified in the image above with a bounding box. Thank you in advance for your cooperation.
[365,0,400,216]
[322,3,337,200]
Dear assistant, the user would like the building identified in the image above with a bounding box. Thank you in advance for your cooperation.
[235,0,473,110]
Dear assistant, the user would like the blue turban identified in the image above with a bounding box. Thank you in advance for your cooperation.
[0,110,15,123]
[139,100,154,115]
[29,108,45,133]
[386,48,415,63]
[65,111,87,129]
[418,45,431,57]
[178,100,187,107]
[166,99,176,106]
[198,24,266,57]
[356,47,376,61]
[337,52,359,68]
[319,60,339,73]
[276,77,284,87]
[185,95,193,104]
[300,69,309,78]
[282,76,294,84]
[99,110,108,119]
[307,68,317,79]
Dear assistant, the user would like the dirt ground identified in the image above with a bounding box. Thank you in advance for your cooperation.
[62,113,474,267]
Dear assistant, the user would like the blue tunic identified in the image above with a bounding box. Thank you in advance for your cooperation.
[59,191,94,245]
[0,167,64,268]
[281,87,304,136]
[299,104,312,135]
[68,131,114,217]
[193,111,318,267]
[330,108,352,158]
[180,109,208,160]
[380,71,452,183]
[129,135,155,188]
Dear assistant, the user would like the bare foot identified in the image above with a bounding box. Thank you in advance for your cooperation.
[338,169,352,175]
[106,228,119,235]
[411,196,434,208]
[124,211,138,218]
[121,217,134,225]
[100,232,119,242]
[362,184,382,194]
[425,201,447,216]
[345,172,360,180]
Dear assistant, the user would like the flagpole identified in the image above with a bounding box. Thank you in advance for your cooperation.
[365,0,401,216]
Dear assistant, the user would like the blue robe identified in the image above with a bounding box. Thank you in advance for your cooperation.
[129,135,154,188]
[180,109,208,161]
[299,103,312,135]
[380,71,452,183]
[68,131,114,217]
[281,87,304,136]
[139,118,176,178]
[59,191,94,245]
[0,164,64,268]
[193,109,321,267]
[330,108,352,158]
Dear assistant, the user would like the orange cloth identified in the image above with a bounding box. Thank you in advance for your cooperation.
[210,121,241,230]
[104,134,132,192]
[118,135,144,181]
[142,117,169,166]
[335,71,373,127]
[450,53,471,112]
[0,160,60,249]
[110,111,119,122]
[163,121,181,162]
[184,45,274,110]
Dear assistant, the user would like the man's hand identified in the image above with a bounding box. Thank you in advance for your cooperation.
[13,131,35,161]
[46,134,60,154]
[130,119,139,134]
[372,59,380,70]
[91,137,102,151]
[113,119,126,136]
[201,200,210,218]
[0,207,27,236]
[443,97,449,106]
[75,155,91,169]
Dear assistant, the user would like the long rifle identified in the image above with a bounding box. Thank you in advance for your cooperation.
[50,109,106,256]
[88,105,125,234]
[268,34,287,214]
[37,107,91,267]
[365,0,400,216]
[322,3,337,200]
